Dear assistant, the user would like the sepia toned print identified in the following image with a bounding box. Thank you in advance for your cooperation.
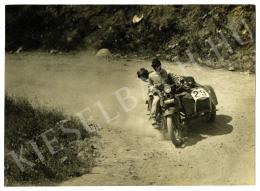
[5,5,255,186]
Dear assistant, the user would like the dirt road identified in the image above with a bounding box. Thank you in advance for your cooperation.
[5,52,255,185]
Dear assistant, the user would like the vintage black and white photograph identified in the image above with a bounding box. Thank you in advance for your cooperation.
[3,2,256,187]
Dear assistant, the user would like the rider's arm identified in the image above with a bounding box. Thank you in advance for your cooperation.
[148,77,155,95]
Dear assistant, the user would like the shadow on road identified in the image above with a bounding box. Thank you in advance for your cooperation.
[183,114,233,147]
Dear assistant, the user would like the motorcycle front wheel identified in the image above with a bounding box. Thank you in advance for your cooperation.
[166,116,183,147]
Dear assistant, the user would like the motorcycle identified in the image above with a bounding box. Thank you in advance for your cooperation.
[152,79,218,147]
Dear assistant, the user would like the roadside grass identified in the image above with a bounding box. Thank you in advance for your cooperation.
[4,94,99,186]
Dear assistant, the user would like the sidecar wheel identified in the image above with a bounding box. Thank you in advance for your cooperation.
[206,104,216,122]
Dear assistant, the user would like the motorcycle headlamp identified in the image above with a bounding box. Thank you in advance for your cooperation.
[164,85,171,93]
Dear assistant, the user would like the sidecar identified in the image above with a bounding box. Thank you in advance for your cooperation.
[179,84,218,122]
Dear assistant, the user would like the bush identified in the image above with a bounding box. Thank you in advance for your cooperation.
[4,94,98,186]
[5,5,255,72]
[5,5,91,51]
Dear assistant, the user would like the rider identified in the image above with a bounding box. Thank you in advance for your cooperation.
[137,68,155,112]
[137,59,195,127]
[149,58,169,127]
[137,60,168,122]
[137,67,150,83]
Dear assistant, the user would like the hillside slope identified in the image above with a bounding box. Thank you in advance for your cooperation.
[6,5,255,72]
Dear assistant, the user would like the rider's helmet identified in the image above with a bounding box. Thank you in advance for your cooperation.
[151,58,161,70]
[137,68,149,80]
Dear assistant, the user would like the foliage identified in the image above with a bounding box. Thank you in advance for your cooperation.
[5,94,97,185]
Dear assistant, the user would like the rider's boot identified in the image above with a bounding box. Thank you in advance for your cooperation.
[150,117,160,129]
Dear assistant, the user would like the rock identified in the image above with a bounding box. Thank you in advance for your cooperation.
[50,49,59,54]
[16,46,23,53]
[197,57,203,63]
[242,29,248,35]
[228,66,235,71]
[60,156,68,163]
[243,70,251,75]
[167,44,176,49]
[132,14,144,24]
[95,48,111,57]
